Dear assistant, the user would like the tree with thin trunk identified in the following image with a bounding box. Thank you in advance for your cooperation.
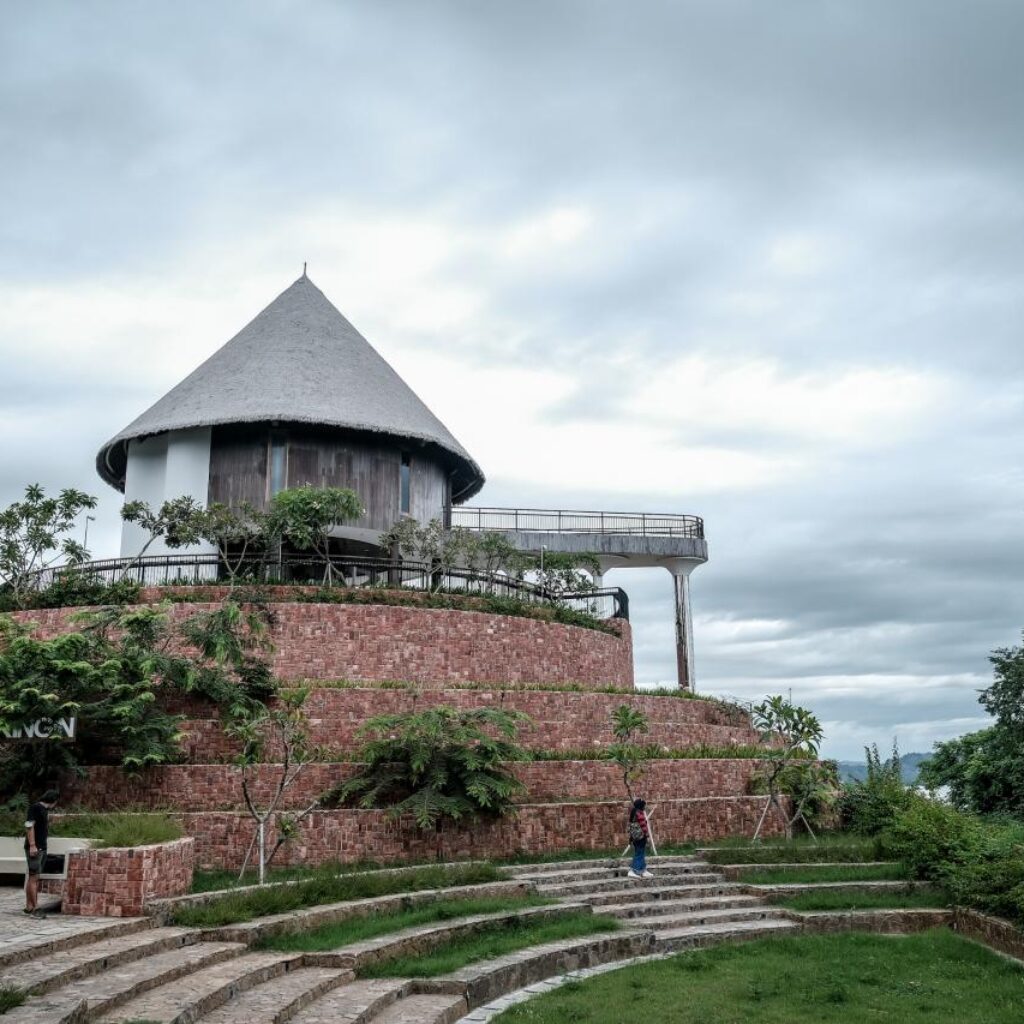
[609,704,650,800]
[266,487,363,585]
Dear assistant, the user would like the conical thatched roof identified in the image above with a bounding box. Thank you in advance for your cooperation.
[96,275,484,498]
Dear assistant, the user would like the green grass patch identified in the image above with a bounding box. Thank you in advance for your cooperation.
[737,863,911,885]
[0,985,25,1014]
[171,862,504,928]
[492,930,1024,1023]
[191,859,407,893]
[361,910,618,977]
[704,836,884,865]
[258,894,552,952]
[777,888,947,912]
[52,813,183,848]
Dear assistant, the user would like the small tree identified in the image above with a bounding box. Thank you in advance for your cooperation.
[268,487,363,585]
[462,531,522,593]
[0,484,97,607]
[120,495,206,569]
[608,704,650,800]
[522,550,601,598]
[226,689,325,883]
[380,517,471,591]
[839,741,912,834]
[197,502,271,584]
[751,695,824,841]
[331,706,529,859]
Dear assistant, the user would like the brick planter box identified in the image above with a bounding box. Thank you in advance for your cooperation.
[60,837,195,917]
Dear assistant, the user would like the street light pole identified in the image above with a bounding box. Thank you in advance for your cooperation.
[83,515,96,551]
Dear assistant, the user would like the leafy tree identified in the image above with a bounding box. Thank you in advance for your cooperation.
[227,688,326,883]
[750,695,824,841]
[380,517,475,591]
[330,706,529,856]
[608,704,650,800]
[196,502,272,584]
[0,484,97,608]
[461,531,522,593]
[522,550,602,598]
[839,741,913,835]
[919,636,1024,817]
[268,487,363,585]
[120,495,206,567]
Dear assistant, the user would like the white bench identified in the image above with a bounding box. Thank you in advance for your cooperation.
[0,836,95,880]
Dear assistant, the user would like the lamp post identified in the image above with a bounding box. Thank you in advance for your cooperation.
[539,545,547,599]
[83,515,96,550]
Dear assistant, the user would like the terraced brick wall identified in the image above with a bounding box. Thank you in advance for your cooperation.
[60,758,762,811]
[60,838,194,917]
[15,601,632,690]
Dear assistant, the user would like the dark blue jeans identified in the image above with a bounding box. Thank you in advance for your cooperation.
[631,839,647,873]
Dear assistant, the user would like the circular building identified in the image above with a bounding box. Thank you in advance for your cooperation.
[96,273,484,556]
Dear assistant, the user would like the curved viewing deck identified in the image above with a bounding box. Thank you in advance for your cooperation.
[448,506,705,539]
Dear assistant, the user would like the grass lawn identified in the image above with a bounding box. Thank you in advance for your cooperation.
[737,863,910,885]
[704,835,883,865]
[257,894,552,952]
[777,889,947,912]
[360,911,618,978]
[171,862,504,927]
[492,930,1024,1023]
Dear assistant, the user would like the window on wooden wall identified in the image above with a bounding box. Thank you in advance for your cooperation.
[269,434,288,498]
[400,452,411,514]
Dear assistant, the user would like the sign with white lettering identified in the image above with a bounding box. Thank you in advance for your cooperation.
[1,717,77,741]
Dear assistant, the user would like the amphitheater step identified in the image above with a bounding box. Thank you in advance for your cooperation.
[99,950,300,1023]
[514,864,713,886]
[289,977,411,1023]
[0,941,245,1024]
[0,926,198,996]
[507,858,704,881]
[0,915,156,971]
[655,917,799,951]
[198,965,352,1023]
[599,894,765,920]
[644,906,782,931]
[565,882,742,906]
[535,872,721,896]
[368,993,468,1024]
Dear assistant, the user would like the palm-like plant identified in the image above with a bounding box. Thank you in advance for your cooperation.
[332,707,530,843]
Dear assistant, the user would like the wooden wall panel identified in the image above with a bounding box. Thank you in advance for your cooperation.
[208,426,267,507]
[410,455,446,524]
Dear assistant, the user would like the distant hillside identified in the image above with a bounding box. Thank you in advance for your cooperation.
[835,752,929,785]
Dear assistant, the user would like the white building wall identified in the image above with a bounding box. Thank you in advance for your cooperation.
[119,428,215,557]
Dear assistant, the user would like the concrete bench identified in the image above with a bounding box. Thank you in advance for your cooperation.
[0,836,95,880]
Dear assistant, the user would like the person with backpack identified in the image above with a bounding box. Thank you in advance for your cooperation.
[24,789,59,917]
[627,797,653,879]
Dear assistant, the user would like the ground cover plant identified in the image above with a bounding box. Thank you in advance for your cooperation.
[171,862,503,927]
[258,893,552,952]
[52,812,183,848]
[703,835,884,864]
[776,888,946,912]
[735,863,909,884]
[360,910,618,978]
[0,985,26,1014]
[491,930,1024,1024]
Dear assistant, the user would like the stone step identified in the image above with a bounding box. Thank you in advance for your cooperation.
[655,917,799,952]
[505,856,700,877]
[535,872,721,896]
[564,882,740,906]
[100,951,299,1023]
[644,906,783,931]
[600,894,764,920]
[0,927,198,996]
[1,941,245,1024]
[199,966,352,1023]
[289,978,411,1024]
[510,860,708,884]
[0,915,156,971]
[368,993,467,1024]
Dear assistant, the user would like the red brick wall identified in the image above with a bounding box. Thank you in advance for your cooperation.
[14,601,633,691]
[62,759,763,811]
[152,799,785,870]
[60,838,194,917]
[173,687,760,763]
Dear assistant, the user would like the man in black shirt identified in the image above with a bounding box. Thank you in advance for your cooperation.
[24,789,59,916]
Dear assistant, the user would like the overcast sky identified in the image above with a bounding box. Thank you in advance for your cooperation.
[2,2,1023,759]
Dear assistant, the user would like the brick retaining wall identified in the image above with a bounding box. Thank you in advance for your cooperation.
[14,601,632,690]
[61,758,762,811]
[123,798,786,870]
[953,908,1024,961]
[60,838,194,917]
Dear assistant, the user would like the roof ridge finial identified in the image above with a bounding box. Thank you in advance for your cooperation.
[302,261,308,279]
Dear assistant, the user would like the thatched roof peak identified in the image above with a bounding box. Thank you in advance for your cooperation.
[96,275,484,498]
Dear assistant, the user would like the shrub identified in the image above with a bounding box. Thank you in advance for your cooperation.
[884,794,983,880]
[838,742,913,835]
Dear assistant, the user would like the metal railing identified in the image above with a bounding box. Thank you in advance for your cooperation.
[29,554,629,620]
[448,506,704,539]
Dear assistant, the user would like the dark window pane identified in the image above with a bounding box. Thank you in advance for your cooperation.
[400,453,411,514]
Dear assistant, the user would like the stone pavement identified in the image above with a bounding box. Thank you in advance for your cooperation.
[0,887,138,966]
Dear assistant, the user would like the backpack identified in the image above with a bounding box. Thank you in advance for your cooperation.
[628,820,645,843]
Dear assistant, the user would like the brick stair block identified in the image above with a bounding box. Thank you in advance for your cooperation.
[505,856,701,878]
[199,965,353,1023]
[535,871,721,896]
[583,883,741,906]
[368,993,467,1024]
[99,950,299,1023]
[0,926,198,996]
[0,916,155,971]
[512,863,710,885]
[599,895,763,919]
[655,917,798,951]
[0,941,245,1024]
[643,906,782,930]
[289,978,412,1023]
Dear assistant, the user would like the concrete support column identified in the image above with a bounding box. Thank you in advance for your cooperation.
[665,558,702,692]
